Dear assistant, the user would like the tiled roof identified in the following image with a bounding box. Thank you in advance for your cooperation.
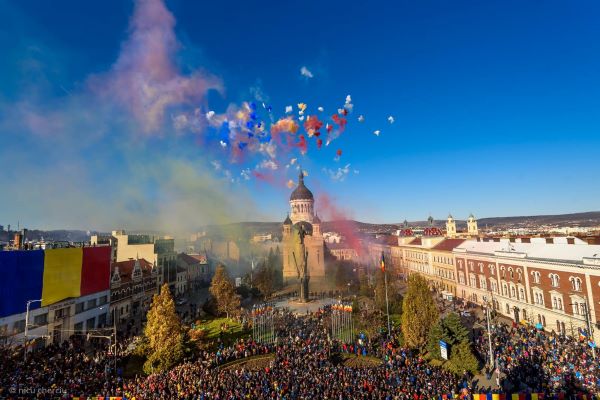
[432,239,466,252]
[179,253,208,265]
[409,238,422,246]
[112,258,153,283]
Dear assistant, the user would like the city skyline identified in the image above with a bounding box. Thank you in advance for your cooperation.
[1,0,599,231]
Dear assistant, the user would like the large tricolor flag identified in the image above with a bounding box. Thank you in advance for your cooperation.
[380,251,385,272]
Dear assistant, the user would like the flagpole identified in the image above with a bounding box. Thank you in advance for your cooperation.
[384,268,391,337]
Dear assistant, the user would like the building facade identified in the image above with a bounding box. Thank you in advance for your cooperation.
[282,173,325,279]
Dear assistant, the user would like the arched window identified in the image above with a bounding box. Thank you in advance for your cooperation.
[519,288,525,301]
[569,277,582,291]
[549,274,560,288]
[517,269,523,282]
[531,271,541,284]
[500,266,506,279]
[511,286,516,298]
[508,267,514,280]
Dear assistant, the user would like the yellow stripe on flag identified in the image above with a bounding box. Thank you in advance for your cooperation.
[493,394,500,400]
[531,394,538,400]
[512,395,520,400]
[42,248,82,306]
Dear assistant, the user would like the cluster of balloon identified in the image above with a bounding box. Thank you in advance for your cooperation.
[203,93,395,182]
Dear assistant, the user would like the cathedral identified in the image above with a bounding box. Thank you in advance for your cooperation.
[282,172,326,280]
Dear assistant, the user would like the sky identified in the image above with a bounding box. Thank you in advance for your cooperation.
[0,0,599,231]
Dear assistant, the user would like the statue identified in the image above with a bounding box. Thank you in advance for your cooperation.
[293,224,310,303]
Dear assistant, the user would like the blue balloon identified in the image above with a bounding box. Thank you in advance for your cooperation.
[238,142,248,150]
[249,102,257,110]
[246,121,254,129]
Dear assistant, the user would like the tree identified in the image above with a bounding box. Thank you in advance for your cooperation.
[209,264,241,318]
[401,274,439,349]
[253,262,275,298]
[142,283,185,373]
[427,312,469,360]
[446,341,479,375]
[374,270,403,314]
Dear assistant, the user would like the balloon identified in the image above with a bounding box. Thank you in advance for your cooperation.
[336,149,342,157]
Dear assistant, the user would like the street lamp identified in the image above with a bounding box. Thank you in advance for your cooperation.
[99,305,118,370]
[24,299,43,361]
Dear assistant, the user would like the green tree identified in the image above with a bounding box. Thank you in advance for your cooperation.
[142,283,185,373]
[446,341,479,375]
[253,262,275,298]
[209,264,241,318]
[401,274,439,349]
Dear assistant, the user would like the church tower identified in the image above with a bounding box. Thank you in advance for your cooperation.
[446,214,456,238]
[282,174,325,280]
[467,213,478,236]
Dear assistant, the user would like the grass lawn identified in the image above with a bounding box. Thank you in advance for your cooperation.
[193,317,250,346]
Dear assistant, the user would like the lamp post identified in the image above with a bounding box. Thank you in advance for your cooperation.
[24,299,43,361]
[99,305,118,371]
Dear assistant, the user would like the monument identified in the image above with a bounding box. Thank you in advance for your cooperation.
[292,224,310,302]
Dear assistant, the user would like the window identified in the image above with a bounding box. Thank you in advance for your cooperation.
[505,303,510,314]
[508,268,514,280]
[478,263,484,273]
[490,280,498,293]
[33,313,48,326]
[519,288,525,301]
[86,299,97,310]
[458,272,465,285]
[469,274,477,288]
[570,277,582,292]
[531,271,541,284]
[99,296,108,305]
[549,274,560,288]
[489,265,496,275]
[479,275,487,290]
[572,303,580,315]
[502,283,508,296]
[13,320,25,334]
[98,313,107,327]
[500,266,506,279]
[468,261,474,272]
[74,322,83,332]
[75,302,85,314]
[551,293,563,311]
[511,285,516,298]
[86,317,96,330]
[517,269,523,282]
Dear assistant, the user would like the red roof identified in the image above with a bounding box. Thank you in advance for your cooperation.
[409,238,422,246]
[179,253,208,265]
[112,258,154,282]
[432,239,466,252]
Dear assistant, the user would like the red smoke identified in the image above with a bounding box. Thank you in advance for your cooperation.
[316,193,363,256]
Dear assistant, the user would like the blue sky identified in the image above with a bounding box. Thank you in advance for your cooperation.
[0,0,599,230]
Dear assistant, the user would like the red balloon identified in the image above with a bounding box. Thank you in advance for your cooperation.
[336,149,342,156]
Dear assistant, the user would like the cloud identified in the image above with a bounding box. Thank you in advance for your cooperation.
[300,66,314,79]
[88,0,222,134]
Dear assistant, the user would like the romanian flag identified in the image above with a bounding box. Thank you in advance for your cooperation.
[380,252,385,272]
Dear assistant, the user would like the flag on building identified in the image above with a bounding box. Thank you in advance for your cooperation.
[380,252,385,272]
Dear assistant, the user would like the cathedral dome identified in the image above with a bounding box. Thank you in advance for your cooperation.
[290,172,314,201]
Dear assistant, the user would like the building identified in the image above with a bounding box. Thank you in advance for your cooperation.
[328,242,359,262]
[454,237,600,343]
[252,233,273,243]
[430,239,465,298]
[110,257,158,332]
[177,253,211,291]
[0,246,112,347]
[467,214,479,236]
[282,173,325,279]
[92,231,178,290]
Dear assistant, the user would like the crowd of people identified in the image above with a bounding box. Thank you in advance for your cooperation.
[474,321,600,395]
[3,302,600,399]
